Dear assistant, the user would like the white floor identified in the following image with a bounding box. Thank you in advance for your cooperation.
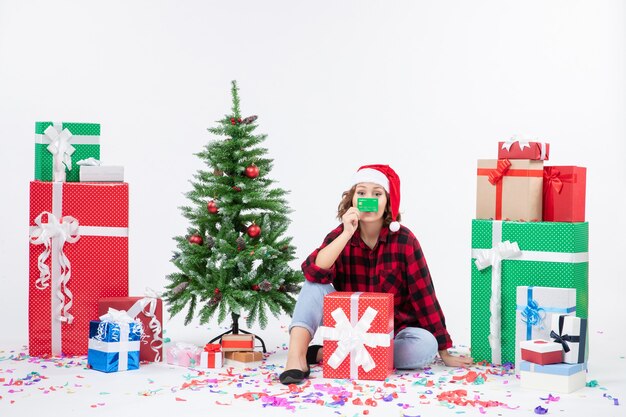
[1,322,624,417]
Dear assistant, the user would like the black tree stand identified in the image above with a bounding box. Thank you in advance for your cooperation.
[208,312,267,353]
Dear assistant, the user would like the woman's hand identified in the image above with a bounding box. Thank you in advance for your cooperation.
[439,349,473,368]
[341,207,360,236]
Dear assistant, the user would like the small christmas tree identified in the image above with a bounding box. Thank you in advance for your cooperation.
[164,81,303,336]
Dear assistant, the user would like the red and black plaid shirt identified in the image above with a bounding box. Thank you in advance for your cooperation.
[302,224,452,351]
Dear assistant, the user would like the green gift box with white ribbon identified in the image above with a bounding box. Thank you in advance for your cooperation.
[470,219,588,365]
[35,122,100,182]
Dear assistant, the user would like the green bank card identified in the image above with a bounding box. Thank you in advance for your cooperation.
[357,198,378,212]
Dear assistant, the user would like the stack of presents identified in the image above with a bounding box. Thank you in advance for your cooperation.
[471,138,589,393]
[27,121,261,373]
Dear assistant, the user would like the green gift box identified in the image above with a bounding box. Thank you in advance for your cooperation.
[470,219,588,365]
[35,122,100,182]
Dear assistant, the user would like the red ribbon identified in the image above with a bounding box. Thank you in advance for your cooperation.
[543,168,575,195]
[488,159,512,185]
[204,343,221,353]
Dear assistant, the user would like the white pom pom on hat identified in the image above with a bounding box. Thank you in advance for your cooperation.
[351,164,401,232]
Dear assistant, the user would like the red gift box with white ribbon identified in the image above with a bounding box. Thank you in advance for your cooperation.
[320,292,394,380]
[28,181,129,356]
[520,339,563,365]
[98,296,163,362]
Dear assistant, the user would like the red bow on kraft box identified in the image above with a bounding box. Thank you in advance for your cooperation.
[542,166,587,222]
[200,343,223,368]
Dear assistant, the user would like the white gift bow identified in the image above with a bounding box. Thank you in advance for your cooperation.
[321,306,390,374]
[474,239,521,365]
[44,124,75,182]
[76,157,102,166]
[125,290,164,361]
[97,308,142,371]
[29,211,80,324]
[501,136,548,160]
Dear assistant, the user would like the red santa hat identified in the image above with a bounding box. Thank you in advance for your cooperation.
[351,164,401,232]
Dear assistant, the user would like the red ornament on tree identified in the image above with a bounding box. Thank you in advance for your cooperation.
[244,164,260,179]
[189,234,203,245]
[247,223,261,238]
[232,186,242,192]
[214,288,221,295]
[251,284,260,291]
[207,200,219,214]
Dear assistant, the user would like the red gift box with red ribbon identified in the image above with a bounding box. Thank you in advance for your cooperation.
[98,296,163,362]
[498,140,550,161]
[476,159,544,221]
[28,181,129,357]
[320,292,394,380]
[542,166,587,222]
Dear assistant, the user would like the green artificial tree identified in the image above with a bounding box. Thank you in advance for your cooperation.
[164,81,303,348]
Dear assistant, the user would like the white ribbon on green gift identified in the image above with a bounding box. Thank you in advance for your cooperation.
[29,182,129,356]
[319,292,391,379]
[471,220,588,365]
[36,123,100,182]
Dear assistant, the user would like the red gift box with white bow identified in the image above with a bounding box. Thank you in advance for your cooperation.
[28,181,129,357]
[320,292,394,380]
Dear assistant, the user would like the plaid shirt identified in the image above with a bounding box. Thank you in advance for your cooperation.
[302,224,453,351]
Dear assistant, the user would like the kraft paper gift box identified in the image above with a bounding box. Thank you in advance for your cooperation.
[221,334,255,351]
[498,140,550,161]
[199,344,223,368]
[543,166,587,222]
[520,340,563,365]
[470,219,588,365]
[87,309,142,373]
[224,351,263,363]
[166,342,202,367]
[550,314,588,364]
[515,286,576,370]
[34,122,100,182]
[98,296,163,362]
[476,159,543,221]
[28,181,129,357]
[320,292,394,380]
[519,361,587,394]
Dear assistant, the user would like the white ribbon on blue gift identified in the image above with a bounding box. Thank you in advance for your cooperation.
[93,308,142,371]
[319,292,391,379]
[471,220,588,365]
[29,182,129,356]
[517,287,575,340]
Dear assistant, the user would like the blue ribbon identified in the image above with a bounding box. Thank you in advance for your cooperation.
[517,287,576,340]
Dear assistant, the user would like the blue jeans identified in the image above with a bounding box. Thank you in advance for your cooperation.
[290,280,439,369]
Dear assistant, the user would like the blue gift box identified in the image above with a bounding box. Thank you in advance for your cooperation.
[87,320,142,373]
[519,360,586,376]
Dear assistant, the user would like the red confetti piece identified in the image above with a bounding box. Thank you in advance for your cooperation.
[175,397,187,401]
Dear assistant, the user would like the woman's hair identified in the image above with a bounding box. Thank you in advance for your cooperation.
[337,185,401,226]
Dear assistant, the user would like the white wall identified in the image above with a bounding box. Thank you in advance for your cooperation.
[1,1,624,349]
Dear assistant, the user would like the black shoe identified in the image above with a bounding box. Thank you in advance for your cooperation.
[306,344,323,365]
[279,367,310,385]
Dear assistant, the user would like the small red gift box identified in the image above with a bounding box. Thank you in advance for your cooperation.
[320,292,394,380]
[98,296,163,362]
[29,181,129,357]
[520,339,563,365]
[542,166,587,222]
[498,140,550,160]
[221,334,254,351]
